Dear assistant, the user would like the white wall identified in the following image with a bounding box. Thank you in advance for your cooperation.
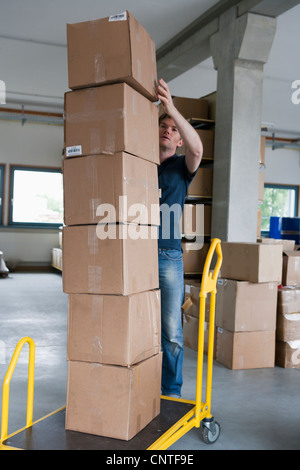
[0,118,64,266]
[262,144,300,186]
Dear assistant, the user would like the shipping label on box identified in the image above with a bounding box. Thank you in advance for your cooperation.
[67,11,157,102]
[63,152,160,226]
[67,290,161,366]
[64,83,159,163]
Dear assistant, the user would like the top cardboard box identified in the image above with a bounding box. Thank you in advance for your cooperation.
[67,11,157,102]
[221,242,283,283]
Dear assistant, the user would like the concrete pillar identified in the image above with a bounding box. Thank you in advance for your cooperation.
[210,8,276,242]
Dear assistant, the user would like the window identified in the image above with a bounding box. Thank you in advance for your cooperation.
[9,166,63,228]
[261,183,299,235]
[0,165,4,225]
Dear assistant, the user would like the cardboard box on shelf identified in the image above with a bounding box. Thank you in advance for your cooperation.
[182,203,211,238]
[67,290,161,366]
[216,328,275,370]
[182,242,210,275]
[276,313,300,342]
[277,286,300,314]
[67,11,157,102]
[182,313,216,356]
[64,82,159,164]
[62,224,159,295]
[220,242,283,283]
[63,152,160,226]
[215,279,278,332]
[66,352,162,441]
[178,129,214,160]
[187,168,213,198]
[275,340,300,368]
[200,91,216,120]
[171,96,208,120]
[183,314,204,352]
[183,279,208,320]
[282,251,300,286]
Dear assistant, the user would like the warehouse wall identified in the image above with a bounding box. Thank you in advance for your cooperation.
[263,145,300,187]
[0,119,63,267]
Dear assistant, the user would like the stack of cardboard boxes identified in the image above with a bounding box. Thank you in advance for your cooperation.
[62,11,162,441]
[276,243,300,368]
[214,242,282,370]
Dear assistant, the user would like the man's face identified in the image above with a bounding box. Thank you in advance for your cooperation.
[159,117,183,153]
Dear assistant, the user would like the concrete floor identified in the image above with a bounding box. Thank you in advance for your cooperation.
[0,272,299,450]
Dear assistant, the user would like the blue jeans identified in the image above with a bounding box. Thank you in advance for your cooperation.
[158,248,184,397]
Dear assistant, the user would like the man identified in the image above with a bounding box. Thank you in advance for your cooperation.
[156,78,203,397]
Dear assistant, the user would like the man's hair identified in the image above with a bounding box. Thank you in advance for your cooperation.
[159,113,171,125]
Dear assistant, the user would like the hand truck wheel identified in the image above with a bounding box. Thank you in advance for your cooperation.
[200,417,220,444]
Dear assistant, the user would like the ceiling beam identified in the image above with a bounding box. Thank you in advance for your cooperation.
[157,0,300,81]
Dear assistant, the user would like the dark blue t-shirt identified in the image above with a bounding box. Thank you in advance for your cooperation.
[158,154,195,251]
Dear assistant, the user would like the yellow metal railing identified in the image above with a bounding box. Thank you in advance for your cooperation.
[1,337,35,447]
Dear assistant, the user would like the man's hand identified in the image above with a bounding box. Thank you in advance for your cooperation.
[156,78,176,117]
[157,78,203,175]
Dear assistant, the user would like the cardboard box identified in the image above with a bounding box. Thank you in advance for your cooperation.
[187,168,213,198]
[67,290,161,366]
[277,286,300,314]
[179,129,214,160]
[282,251,300,286]
[183,279,212,320]
[66,352,162,440]
[67,11,157,102]
[182,204,211,237]
[182,313,216,356]
[64,82,159,164]
[275,340,300,368]
[216,328,275,370]
[220,242,283,283]
[260,238,295,251]
[172,96,208,120]
[63,152,160,226]
[215,279,278,332]
[62,225,159,295]
[276,313,300,342]
[200,91,216,120]
[182,242,209,274]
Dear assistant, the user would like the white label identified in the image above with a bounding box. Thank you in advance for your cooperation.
[66,145,82,157]
[109,11,127,22]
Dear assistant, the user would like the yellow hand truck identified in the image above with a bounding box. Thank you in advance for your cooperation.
[0,238,222,451]
[149,237,223,449]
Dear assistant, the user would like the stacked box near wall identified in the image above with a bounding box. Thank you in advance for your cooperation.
[276,245,300,368]
[213,242,283,370]
[63,11,162,441]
